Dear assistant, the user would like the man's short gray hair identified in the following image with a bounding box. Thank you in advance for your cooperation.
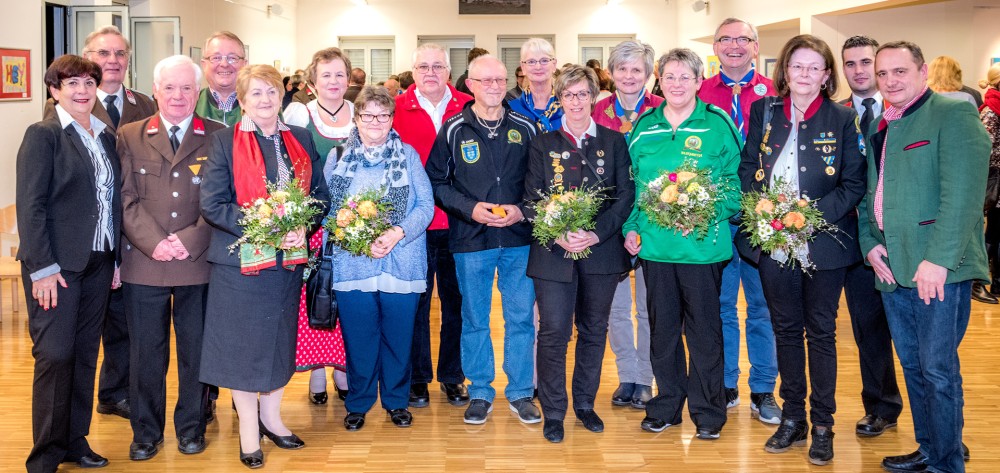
[153,55,203,88]
[412,43,450,70]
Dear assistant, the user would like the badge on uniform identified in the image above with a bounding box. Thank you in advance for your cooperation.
[507,129,522,145]
[825,166,836,176]
[596,159,605,166]
[562,151,571,160]
[189,164,202,176]
[596,150,605,158]
[596,167,605,175]
[125,88,138,105]
[684,136,702,152]
[192,118,206,136]
[461,141,480,164]
[754,84,767,96]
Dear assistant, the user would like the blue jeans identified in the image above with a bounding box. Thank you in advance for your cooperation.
[453,246,535,403]
[882,282,971,473]
[719,225,778,392]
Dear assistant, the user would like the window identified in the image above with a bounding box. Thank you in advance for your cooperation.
[498,35,555,86]
[417,36,475,80]
[578,34,635,69]
[339,37,395,84]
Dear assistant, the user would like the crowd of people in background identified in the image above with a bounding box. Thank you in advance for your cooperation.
[14,15,999,473]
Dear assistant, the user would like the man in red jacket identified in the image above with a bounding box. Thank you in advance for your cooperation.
[393,43,473,408]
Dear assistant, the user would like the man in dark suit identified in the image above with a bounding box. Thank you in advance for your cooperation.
[118,55,225,461]
[859,41,989,473]
[838,35,904,439]
[344,67,366,102]
[19,55,122,472]
[43,25,157,423]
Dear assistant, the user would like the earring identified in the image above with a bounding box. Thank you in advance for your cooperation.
[820,83,827,90]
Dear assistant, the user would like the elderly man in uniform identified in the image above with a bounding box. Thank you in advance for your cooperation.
[116,55,225,461]
[393,43,473,408]
[44,25,157,423]
[196,31,246,126]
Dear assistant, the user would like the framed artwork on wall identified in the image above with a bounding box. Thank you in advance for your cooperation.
[190,46,201,61]
[0,48,30,101]
[459,0,530,15]
[763,58,777,80]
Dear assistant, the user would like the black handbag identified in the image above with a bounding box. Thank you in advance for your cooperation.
[986,167,1000,212]
[305,237,338,330]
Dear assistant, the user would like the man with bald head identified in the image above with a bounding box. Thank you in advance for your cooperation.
[196,31,246,126]
[426,55,540,426]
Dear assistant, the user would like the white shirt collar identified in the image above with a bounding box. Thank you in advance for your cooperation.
[160,114,194,143]
[851,91,883,116]
[95,84,123,108]
[415,87,453,132]
[54,103,108,137]
[561,117,598,148]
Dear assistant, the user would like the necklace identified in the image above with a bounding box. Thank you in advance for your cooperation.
[316,99,346,123]
[473,106,504,139]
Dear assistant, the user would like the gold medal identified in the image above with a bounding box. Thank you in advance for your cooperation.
[620,121,632,134]
[825,166,836,176]
[755,168,765,182]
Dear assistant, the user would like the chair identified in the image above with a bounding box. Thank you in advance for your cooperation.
[0,204,20,320]
[0,256,20,320]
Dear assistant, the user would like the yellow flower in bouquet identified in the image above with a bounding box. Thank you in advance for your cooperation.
[335,208,356,227]
[257,204,273,218]
[659,184,679,203]
[270,190,290,203]
[755,198,775,215]
[356,200,378,219]
[638,159,731,239]
[676,171,698,184]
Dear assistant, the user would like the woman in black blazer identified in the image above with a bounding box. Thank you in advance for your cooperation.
[737,35,866,466]
[17,55,120,472]
[523,65,634,443]
[199,65,329,469]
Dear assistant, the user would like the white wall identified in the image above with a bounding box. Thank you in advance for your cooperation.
[294,0,677,76]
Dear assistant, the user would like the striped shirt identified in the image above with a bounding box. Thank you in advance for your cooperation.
[55,104,115,252]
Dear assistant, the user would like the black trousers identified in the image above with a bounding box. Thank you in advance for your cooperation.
[758,257,845,427]
[534,271,618,421]
[642,260,727,431]
[985,206,1000,290]
[124,282,209,443]
[98,287,129,404]
[23,251,114,473]
[411,229,464,384]
[843,261,903,421]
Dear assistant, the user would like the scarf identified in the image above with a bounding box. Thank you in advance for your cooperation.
[325,127,410,226]
[232,120,313,273]
[720,69,756,137]
[519,86,563,132]
[874,86,928,230]
[982,87,1000,116]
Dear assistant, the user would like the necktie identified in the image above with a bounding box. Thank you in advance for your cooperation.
[169,126,180,153]
[860,97,876,138]
[104,94,120,128]
[720,70,755,137]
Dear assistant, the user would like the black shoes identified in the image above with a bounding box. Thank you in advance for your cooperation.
[611,382,635,406]
[856,414,897,437]
[631,385,653,409]
[344,412,366,431]
[178,435,207,454]
[389,408,413,427]
[543,419,565,443]
[309,391,328,405]
[409,383,430,408]
[972,282,998,304]
[575,409,605,433]
[205,399,216,423]
[696,427,721,440]
[239,449,264,469]
[128,437,163,461]
[764,419,808,453]
[258,420,305,449]
[640,416,677,433]
[96,398,130,419]
[69,450,109,469]
[882,444,971,472]
[441,383,470,406]
[809,426,835,465]
[334,384,348,401]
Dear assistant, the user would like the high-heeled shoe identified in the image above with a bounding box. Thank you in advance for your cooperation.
[333,383,348,401]
[258,420,305,449]
[309,391,328,405]
[240,448,263,469]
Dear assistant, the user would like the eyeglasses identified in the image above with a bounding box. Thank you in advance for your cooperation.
[204,55,245,65]
[661,74,697,85]
[414,63,448,74]
[787,63,827,76]
[716,36,754,46]
[468,78,507,87]
[559,90,592,102]
[358,113,393,123]
[87,49,129,59]
[521,57,555,67]
[61,77,98,89]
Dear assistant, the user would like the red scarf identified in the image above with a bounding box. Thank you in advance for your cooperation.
[981,87,1000,116]
[232,121,312,205]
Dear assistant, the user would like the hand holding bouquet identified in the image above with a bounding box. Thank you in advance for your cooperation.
[739,178,838,272]
[230,178,322,274]
[637,159,729,239]
[324,188,394,258]
[530,186,607,260]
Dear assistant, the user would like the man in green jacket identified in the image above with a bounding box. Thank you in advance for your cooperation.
[858,41,989,473]
[195,31,246,126]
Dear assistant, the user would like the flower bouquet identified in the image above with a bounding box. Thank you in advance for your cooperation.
[637,159,729,239]
[230,178,322,274]
[739,178,838,272]
[324,188,394,257]
[530,186,607,260]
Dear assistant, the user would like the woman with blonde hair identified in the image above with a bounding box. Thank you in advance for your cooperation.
[928,56,976,106]
[509,37,563,132]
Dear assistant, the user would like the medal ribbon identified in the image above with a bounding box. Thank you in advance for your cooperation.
[613,89,645,140]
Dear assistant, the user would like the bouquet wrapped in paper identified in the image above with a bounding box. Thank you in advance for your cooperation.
[230,178,322,274]
[637,159,730,239]
[324,187,394,257]
[739,178,838,272]
[530,186,607,260]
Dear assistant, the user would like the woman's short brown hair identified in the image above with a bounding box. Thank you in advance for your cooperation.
[554,65,599,105]
[353,85,396,115]
[772,34,839,99]
[305,48,352,86]
[236,64,284,103]
[44,54,102,90]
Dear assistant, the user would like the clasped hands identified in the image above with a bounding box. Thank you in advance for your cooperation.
[151,233,191,261]
[556,230,599,255]
[471,202,524,227]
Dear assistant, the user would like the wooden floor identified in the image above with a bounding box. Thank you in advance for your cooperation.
[1,277,998,472]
